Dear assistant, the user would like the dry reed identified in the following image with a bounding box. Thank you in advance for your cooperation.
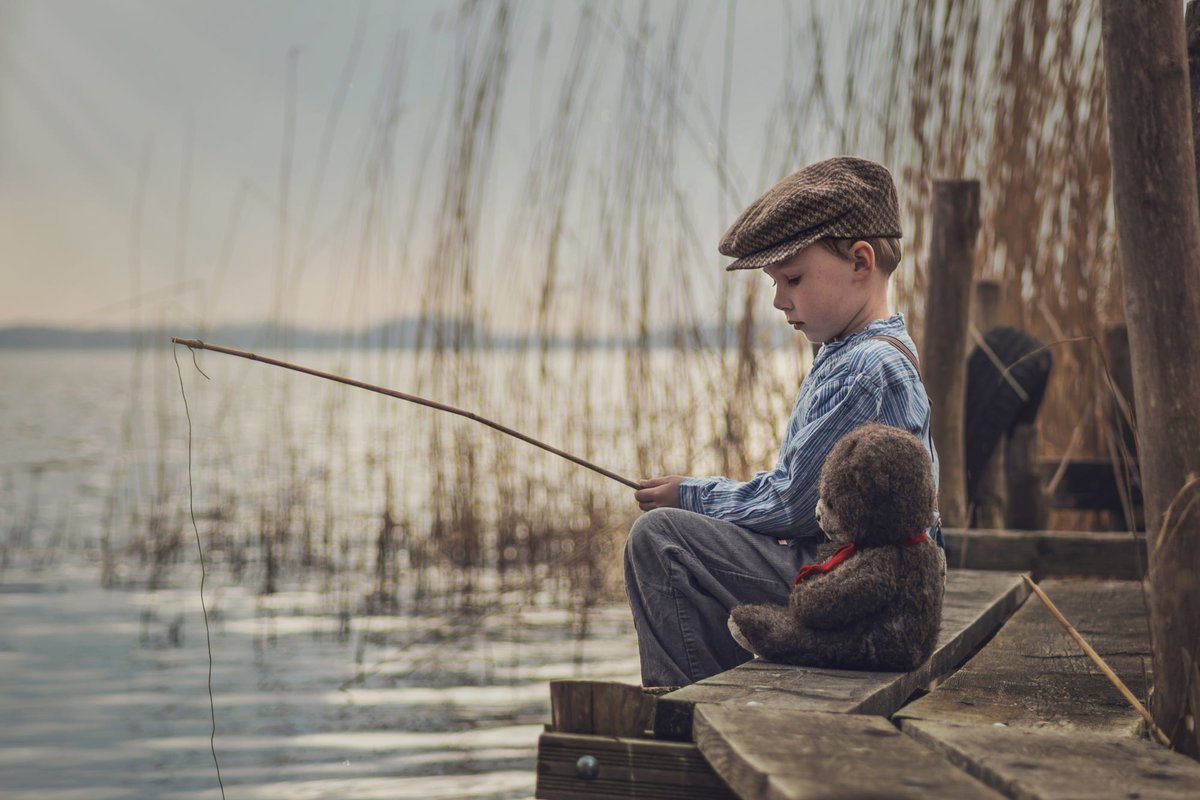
[88,0,1130,616]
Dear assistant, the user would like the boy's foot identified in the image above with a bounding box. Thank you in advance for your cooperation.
[640,685,682,696]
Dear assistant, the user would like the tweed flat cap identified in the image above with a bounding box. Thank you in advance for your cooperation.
[720,156,902,270]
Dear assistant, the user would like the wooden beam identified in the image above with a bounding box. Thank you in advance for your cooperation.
[942,527,1147,580]
[653,570,1028,741]
[693,706,1005,800]
[1102,0,1200,755]
[924,179,981,528]
[536,731,737,800]
[549,680,656,737]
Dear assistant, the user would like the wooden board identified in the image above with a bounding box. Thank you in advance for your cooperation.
[536,731,738,800]
[902,720,1200,800]
[549,680,656,737]
[894,578,1152,736]
[653,570,1029,741]
[942,527,1147,580]
[890,578,1200,798]
[693,706,1006,800]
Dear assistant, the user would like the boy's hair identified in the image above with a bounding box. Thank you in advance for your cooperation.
[817,236,902,275]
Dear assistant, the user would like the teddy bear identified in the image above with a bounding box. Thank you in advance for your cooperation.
[728,422,946,672]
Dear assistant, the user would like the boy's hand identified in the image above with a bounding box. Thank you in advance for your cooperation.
[635,476,684,511]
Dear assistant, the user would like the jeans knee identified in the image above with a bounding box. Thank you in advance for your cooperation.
[626,508,686,562]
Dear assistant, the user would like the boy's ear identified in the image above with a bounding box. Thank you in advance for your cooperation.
[850,240,876,274]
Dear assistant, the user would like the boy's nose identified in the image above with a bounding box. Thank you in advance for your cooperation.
[773,288,791,310]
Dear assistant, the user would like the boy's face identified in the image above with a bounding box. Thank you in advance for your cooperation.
[763,242,878,344]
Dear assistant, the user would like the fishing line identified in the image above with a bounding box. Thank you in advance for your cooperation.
[172,345,226,800]
[190,346,211,380]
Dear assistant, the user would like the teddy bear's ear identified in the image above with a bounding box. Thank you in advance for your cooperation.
[819,423,934,545]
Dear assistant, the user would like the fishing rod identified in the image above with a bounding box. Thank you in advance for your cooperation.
[170,338,641,490]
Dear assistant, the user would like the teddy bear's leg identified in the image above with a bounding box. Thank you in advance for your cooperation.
[728,603,804,661]
[727,615,754,654]
[731,603,876,668]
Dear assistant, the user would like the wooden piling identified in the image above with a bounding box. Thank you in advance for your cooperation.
[1004,423,1048,530]
[924,179,981,529]
[1103,323,1141,530]
[1102,0,1200,756]
[1189,1,1200,200]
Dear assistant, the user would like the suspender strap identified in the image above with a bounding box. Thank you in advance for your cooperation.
[869,333,943,549]
[870,334,922,380]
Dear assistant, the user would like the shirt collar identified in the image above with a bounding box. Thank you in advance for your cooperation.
[812,313,907,371]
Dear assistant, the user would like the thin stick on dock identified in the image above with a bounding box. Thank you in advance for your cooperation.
[1022,575,1170,746]
[170,337,640,490]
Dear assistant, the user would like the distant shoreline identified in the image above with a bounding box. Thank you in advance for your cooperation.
[0,320,792,350]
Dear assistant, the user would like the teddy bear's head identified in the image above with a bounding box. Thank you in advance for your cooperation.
[816,423,935,548]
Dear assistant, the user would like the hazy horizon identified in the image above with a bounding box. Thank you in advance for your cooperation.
[1,0,874,335]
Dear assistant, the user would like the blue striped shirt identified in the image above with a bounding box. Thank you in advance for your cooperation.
[678,313,940,542]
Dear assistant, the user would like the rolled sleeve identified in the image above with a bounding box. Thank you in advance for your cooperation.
[677,319,937,543]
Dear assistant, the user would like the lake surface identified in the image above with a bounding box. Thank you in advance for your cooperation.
[0,560,639,799]
[1,348,693,799]
[0,344,806,798]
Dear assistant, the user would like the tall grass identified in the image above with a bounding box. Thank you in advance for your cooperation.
[88,0,1127,611]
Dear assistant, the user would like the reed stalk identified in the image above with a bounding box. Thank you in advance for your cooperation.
[91,0,1128,616]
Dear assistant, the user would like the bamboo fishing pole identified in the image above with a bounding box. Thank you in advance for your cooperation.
[170,338,640,490]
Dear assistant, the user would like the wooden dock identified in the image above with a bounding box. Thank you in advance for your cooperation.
[651,569,1029,740]
[534,530,1200,799]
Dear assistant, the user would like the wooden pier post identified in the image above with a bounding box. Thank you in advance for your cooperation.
[1102,0,1200,757]
[1103,323,1141,530]
[1189,1,1200,197]
[1004,423,1047,531]
[924,180,980,529]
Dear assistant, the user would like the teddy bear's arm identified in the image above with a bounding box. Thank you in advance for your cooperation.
[792,550,898,629]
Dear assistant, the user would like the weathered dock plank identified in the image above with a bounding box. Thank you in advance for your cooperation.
[942,528,1147,580]
[894,578,1151,735]
[549,680,656,737]
[536,731,738,799]
[901,721,1200,800]
[693,706,1006,800]
[894,579,1200,799]
[653,569,1029,740]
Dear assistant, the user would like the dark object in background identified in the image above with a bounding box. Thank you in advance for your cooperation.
[964,326,1052,502]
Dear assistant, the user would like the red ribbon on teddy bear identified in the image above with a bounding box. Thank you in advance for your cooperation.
[791,532,930,588]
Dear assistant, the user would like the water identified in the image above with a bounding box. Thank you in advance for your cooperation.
[0,347,672,799]
[0,561,640,799]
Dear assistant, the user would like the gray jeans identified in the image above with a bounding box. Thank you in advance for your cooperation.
[623,507,818,687]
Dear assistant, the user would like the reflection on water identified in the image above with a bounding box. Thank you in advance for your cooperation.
[0,346,800,565]
[0,561,639,799]
[0,346,802,797]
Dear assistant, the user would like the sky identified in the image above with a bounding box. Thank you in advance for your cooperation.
[0,0,869,332]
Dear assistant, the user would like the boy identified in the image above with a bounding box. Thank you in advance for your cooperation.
[625,156,941,687]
